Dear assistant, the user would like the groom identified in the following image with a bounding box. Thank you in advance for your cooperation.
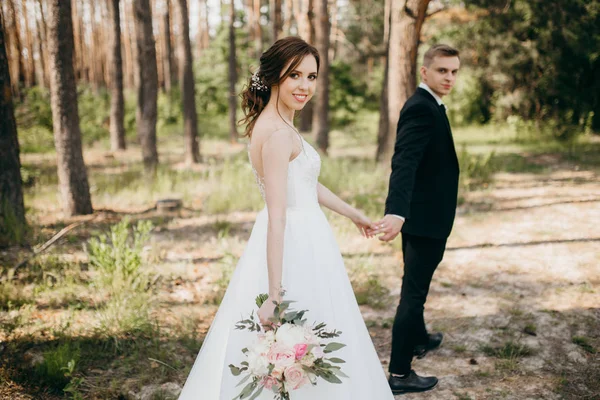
[374,44,460,394]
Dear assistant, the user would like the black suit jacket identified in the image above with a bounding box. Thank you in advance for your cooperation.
[384,88,460,239]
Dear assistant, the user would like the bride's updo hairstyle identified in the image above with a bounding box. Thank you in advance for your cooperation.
[240,37,320,137]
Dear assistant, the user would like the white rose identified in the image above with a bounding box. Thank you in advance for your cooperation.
[250,336,271,356]
[276,324,306,348]
[246,350,270,376]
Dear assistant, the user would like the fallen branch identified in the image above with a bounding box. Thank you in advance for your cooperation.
[10,215,98,278]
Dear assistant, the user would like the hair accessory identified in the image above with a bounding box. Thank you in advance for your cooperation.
[250,69,269,92]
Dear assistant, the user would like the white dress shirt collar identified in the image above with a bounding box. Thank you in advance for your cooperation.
[418,82,445,108]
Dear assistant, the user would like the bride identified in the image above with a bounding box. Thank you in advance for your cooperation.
[179,37,394,399]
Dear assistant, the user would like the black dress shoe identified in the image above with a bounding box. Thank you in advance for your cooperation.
[414,332,443,359]
[388,370,438,394]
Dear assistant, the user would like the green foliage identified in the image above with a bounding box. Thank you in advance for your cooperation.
[77,87,110,145]
[204,157,264,213]
[329,61,382,128]
[87,218,153,292]
[458,146,497,190]
[347,257,391,309]
[87,219,157,347]
[572,336,596,354]
[446,0,600,137]
[35,342,81,391]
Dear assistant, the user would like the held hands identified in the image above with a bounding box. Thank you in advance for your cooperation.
[350,209,378,238]
[370,214,404,242]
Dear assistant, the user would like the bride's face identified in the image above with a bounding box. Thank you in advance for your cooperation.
[276,55,318,112]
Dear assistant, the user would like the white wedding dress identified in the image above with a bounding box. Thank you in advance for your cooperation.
[179,136,394,399]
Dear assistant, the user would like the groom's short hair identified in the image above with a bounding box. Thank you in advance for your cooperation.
[423,44,460,67]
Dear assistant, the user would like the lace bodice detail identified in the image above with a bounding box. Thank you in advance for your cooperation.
[249,137,321,208]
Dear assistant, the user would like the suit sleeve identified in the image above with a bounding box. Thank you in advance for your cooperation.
[384,103,435,218]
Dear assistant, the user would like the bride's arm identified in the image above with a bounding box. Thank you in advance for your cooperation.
[260,132,295,304]
[317,182,356,219]
[317,183,375,237]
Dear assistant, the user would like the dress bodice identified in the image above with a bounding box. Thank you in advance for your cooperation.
[250,136,322,208]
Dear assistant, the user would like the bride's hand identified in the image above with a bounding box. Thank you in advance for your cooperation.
[350,209,377,238]
[257,296,279,328]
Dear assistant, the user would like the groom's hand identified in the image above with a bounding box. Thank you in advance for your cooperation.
[372,215,404,242]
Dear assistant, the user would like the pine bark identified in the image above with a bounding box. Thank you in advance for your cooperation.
[108,0,126,150]
[47,0,93,216]
[0,13,26,245]
[176,0,200,163]
[378,0,430,165]
[312,0,329,153]
[133,0,159,173]
[162,0,174,92]
[228,0,238,142]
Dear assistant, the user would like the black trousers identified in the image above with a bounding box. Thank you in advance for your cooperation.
[388,232,447,375]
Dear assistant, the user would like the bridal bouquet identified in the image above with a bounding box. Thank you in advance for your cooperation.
[229,294,347,400]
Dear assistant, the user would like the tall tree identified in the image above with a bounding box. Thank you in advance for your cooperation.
[197,0,210,55]
[378,0,430,165]
[22,0,36,87]
[108,0,126,150]
[312,0,330,153]
[0,12,26,245]
[375,0,391,162]
[162,0,175,92]
[253,0,263,59]
[282,0,293,36]
[35,0,48,88]
[6,0,25,96]
[176,0,200,162]
[270,0,282,41]
[122,0,135,88]
[133,0,159,173]
[228,0,238,142]
[47,0,93,216]
[295,0,314,132]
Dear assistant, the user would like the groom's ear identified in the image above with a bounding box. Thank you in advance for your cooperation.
[419,65,428,81]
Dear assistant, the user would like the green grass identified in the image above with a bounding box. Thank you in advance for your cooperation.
[347,256,391,309]
[572,336,596,354]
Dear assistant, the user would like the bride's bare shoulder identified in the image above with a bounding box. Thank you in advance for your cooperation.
[250,120,297,148]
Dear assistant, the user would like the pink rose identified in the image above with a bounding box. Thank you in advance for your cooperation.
[262,375,278,390]
[284,364,309,390]
[294,344,308,360]
[267,343,296,368]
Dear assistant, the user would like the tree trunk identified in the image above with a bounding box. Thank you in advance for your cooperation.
[296,0,314,132]
[328,0,337,62]
[282,0,293,36]
[253,0,263,59]
[176,0,200,163]
[0,13,26,245]
[270,0,282,42]
[22,0,37,87]
[198,0,210,53]
[162,0,174,92]
[312,0,329,153]
[133,0,159,173]
[7,0,25,96]
[123,0,135,88]
[378,0,430,166]
[108,0,126,151]
[47,0,93,216]
[35,0,48,88]
[375,0,391,162]
[228,0,238,143]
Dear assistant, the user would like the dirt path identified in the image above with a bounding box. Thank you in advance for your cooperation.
[150,167,599,399]
[364,169,600,400]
